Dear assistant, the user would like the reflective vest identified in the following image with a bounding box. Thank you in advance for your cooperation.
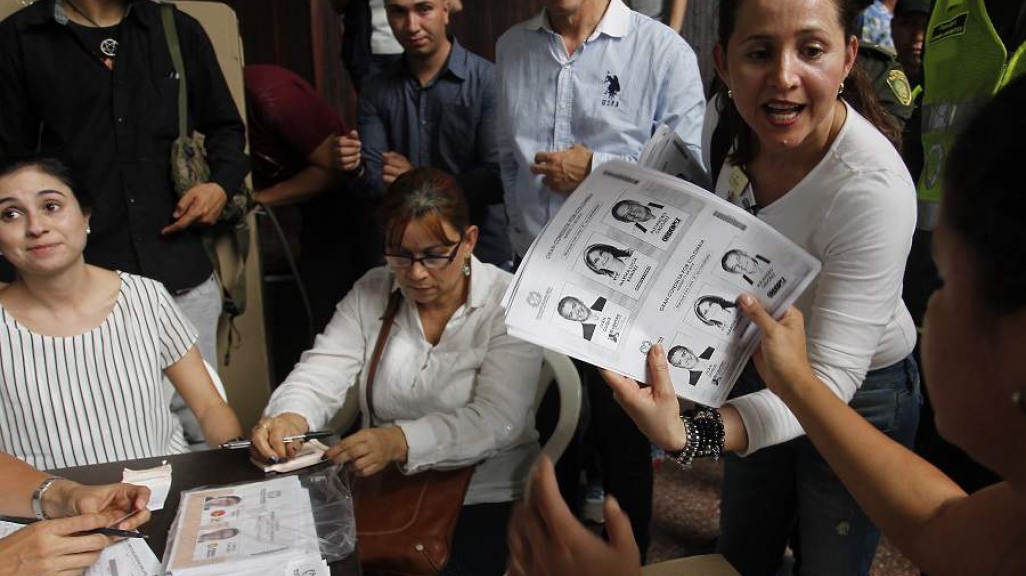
[917,0,1026,230]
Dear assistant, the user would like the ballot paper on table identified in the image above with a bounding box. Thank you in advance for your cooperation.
[0,521,161,576]
[164,475,328,576]
[123,461,172,511]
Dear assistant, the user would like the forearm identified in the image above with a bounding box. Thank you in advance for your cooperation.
[0,453,50,517]
[778,372,966,554]
[668,0,687,33]
[255,166,338,207]
[719,404,749,454]
[196,401,243,446]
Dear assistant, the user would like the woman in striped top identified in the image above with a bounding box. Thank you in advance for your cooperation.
[0,158,241,469]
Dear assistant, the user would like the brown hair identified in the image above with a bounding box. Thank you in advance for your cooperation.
[378,167,470,251]
[715,0,902,168]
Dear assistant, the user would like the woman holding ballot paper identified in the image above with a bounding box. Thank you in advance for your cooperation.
[509,68,1026,576]
[0,451,150,576]
[255,167,542,576]
[591,0,920,573]
[0,158,243,470]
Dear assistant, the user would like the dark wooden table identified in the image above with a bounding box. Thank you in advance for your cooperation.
[51,449,360,575]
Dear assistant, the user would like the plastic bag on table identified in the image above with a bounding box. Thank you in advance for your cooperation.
[163,463,354,575]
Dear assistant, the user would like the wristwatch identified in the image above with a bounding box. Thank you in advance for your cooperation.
[31,476,63,520]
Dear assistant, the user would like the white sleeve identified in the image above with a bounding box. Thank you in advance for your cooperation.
[263,278,371,430]
[397,308,543,472]
[728,168,916,454]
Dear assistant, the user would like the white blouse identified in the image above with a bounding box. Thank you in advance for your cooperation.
[0,273,194,470]
[265,257,543,504]
[709,103,918,454]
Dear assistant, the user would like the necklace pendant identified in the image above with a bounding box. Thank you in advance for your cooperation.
[100,38,118,58]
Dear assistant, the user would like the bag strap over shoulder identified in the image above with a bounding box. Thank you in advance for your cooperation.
[365,289,404,426]
[160,4,189,141]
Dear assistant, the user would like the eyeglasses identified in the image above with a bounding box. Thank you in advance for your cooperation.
[384,231,464,270]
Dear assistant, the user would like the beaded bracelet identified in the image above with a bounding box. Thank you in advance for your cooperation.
[668,408,725,469]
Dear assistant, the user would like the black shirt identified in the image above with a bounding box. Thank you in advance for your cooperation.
[0,0,249,292]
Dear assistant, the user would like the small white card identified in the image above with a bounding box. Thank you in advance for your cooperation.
[122,461,172,511]
[253,440,330,474]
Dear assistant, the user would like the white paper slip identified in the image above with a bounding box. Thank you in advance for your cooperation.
[253,439,330,473]
[85,538,162,576]
[285,555,331,576]
[123,461,172,511]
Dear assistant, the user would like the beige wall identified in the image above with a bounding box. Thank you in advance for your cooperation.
[176,1,271,430]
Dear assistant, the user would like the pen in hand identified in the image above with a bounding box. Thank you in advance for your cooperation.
[219,430,334,450]
[0,515,148,539]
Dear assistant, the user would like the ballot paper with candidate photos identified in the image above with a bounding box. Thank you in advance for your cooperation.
[550,283,631,351]
[504,161,821,406]
[165,475,325,575]
[572,233,659,298]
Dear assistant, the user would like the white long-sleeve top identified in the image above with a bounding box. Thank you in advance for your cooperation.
[709,102,918,454]
[265,257,543,504]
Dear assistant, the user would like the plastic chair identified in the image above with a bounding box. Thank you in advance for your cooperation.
[203,360,229,402]
[536,349,582,463]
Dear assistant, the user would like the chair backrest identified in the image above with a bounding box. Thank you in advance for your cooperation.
[203,360,229,402]
[537,349,582,463]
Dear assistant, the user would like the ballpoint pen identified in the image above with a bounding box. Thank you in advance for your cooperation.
[219,430,334,450]
[0,515,148,539]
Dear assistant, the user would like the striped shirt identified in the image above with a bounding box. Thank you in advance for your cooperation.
[0,272,196,470]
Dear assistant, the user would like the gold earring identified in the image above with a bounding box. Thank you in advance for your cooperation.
[727,89,733,100]
[462,258,471,277]
[838,81,845,95]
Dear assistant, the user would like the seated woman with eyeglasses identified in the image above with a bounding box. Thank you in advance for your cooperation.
[253,167,542,576]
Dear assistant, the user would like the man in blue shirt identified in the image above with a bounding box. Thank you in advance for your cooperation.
[496,0,705,558]
[334,0,510,265]
[496,0,705,260]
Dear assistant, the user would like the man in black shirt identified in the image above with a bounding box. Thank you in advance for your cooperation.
[0,0,249,442]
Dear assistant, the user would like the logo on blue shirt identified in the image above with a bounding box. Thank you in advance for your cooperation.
[602,73,621,108]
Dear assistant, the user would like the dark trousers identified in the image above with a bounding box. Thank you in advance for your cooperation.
[540,360,653,560]
[439,502,513,576]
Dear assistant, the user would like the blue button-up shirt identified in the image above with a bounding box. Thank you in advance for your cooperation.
[358,39,510,265]
[496,0,706,257]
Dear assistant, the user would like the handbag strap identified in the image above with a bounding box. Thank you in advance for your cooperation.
[160,4,189,140]
[365,289,404,426]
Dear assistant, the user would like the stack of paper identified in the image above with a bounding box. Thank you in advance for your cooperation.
[164,475,330,576]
